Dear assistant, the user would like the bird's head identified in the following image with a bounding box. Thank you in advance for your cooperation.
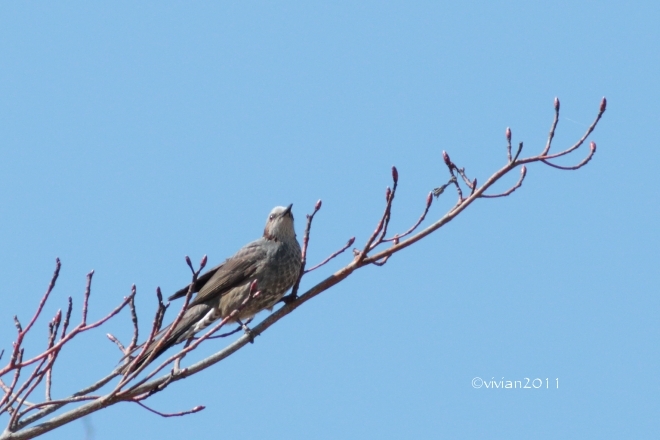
[263,204,296,241]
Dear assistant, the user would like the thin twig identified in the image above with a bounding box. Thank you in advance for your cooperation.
[442,151,464,202]
[8,294,134,372]
[285,200,321,303]
[374,166,399,245]
[127,286,139,353]
[305,237,355,273]
[22,259,61,337]
[106,334,126,354]
[133,401,205,418]
[481,166,527,198]
[60,297,72,340]
[541,98,560,155]
[543,142,596,170]
[383,192,433,243]
[541,97,606,159]
[81,271,94,326]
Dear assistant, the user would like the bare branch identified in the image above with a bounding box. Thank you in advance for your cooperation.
[60,297,72,340]
[106,334,126,354]
[134,401,204,418]
[127,286,139,353]
[0,97,606,440]
[481,166,527,198]
[543,141,597,170]
[305,237,355,273]
[81,270,94,326]
[541,97,560,156]
[285,199,322,303]
[23,259,61,337]
[442,151,464,202]
[542,97,606,160]
[383,192,433,243]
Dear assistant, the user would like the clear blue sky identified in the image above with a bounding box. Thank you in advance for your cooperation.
[0,2,658,439]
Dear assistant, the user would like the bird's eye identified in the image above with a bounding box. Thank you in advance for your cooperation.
[269,214,274,220]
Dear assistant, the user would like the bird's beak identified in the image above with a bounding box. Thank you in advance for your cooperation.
[283,204,293,217]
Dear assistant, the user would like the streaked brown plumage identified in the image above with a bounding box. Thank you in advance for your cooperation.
[127,204,301,369]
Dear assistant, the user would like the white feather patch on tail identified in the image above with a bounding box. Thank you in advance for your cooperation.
[192,308,220,334]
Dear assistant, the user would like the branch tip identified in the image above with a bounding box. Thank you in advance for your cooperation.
[554,97,560,111]
[391,166,398,184]
[512,142,523,162]
[600,97,607,112]
[442,151,451,166]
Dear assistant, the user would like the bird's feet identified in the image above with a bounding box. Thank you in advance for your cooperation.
[280,293,297,305]
[237,319,255,343]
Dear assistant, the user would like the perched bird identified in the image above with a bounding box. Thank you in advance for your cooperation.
[127,204,301,369]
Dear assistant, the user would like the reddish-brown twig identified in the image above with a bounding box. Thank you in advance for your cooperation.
[541,97,606,160]
[106,334,126,354]
[16,395,99,416]
[456,167,475,190]
[60,297,72,340]
[541,98,560,156]
[375,166,399,244]
[383,192,433,243]
[360,167,399,259]
[0,350,22,411]
[133,401,205,418]
[44,310,62,402]
[23,260,60,338]
[372,256,390,266]
[81,271,93,326]
[543,142,596,170]
[4,357,48,426]
[7,294,134,373]
[481,166,527,198]
[5,260,61,373]
[442,151,464,202]
[127,286,139,353]
[305,237,355,273]
[285,200,322,303]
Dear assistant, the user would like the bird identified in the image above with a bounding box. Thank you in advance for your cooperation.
[125,204,301,370]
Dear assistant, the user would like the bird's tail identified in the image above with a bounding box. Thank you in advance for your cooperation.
[119,304,211,374]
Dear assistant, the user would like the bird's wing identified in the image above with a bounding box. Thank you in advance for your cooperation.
[168,261,224,301]
[171,240,268,307]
